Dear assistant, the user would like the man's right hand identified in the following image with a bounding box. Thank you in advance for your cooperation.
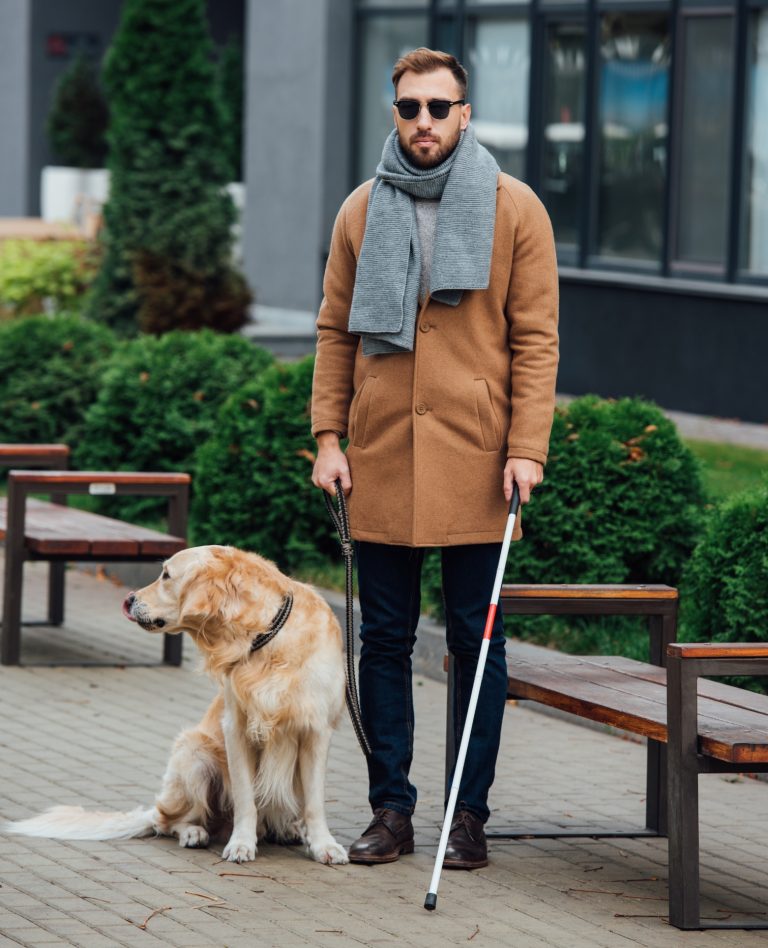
[312,431,352,497]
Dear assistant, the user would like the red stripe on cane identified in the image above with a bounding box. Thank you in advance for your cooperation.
[482,602,497,640]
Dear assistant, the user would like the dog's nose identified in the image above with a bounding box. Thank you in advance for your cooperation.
[122,592,137,621]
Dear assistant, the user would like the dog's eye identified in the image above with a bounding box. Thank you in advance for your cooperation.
[161,570,170,580]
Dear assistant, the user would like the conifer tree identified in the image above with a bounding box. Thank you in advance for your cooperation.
[218,36,245,182]
[88,0,250,334]
[47,52,109,168]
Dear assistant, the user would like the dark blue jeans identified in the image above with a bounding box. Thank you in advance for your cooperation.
[356,541,508,823]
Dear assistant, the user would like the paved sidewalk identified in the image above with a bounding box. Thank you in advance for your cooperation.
[2,560,768,947]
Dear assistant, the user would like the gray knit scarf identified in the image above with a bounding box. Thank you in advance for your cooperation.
[348,124,499,356]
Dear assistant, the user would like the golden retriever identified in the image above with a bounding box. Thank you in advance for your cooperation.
[4,545,349,865]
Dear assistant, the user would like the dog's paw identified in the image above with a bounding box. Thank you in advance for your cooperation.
[223,836,257,863]
[310,839,349,865]
[178,825,209,849]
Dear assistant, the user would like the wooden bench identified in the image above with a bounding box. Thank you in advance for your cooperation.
[0,464,189,666]
[446,584,678,834]
[445,584,768,929]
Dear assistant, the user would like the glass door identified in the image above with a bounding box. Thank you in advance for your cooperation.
[538,17,588,258]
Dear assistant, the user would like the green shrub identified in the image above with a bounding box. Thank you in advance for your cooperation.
[421,396,706,655]
[47,52,109,168]
[192,357,338,573]
[508,396,705,583]
[0,315,116,444]
[682,484,768,693]
[76,332,272,520]
[0,240,100,318]
[88,0,250,334]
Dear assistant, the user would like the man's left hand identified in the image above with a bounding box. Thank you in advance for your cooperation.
[503,458,544,504]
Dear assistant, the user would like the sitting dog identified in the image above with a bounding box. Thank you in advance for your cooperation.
[5,545,349,865]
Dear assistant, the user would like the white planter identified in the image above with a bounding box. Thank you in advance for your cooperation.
[41,166,110,226]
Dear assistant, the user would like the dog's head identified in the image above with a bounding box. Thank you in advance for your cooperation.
[122,545,255,637]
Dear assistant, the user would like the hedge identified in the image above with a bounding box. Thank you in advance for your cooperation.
[192,357,337,573]
[76,330,272,520]
[682,484,768,692]
[0,315,116,446]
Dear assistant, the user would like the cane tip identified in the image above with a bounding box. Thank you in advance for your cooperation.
[424,892,437,911]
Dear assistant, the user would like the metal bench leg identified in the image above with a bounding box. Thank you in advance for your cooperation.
[2,551,24,666]
[645,739,667,834]
[667,655,701,929]
[163,632,183,666]
[2,480,27,666]
[48,562,65,626]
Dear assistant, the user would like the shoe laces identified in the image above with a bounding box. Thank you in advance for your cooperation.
[452,810,479,839]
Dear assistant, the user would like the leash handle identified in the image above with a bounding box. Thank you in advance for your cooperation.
[324,479,371,757]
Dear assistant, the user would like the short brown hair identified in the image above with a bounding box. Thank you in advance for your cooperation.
[392,48,468,100]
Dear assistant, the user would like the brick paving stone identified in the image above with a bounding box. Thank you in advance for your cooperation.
[3,556,768,946]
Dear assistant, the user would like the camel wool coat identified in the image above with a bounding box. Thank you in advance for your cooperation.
[311,172,559,547]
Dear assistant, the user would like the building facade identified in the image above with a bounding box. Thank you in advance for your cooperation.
[0,0,765,421]
[245,0,768,422]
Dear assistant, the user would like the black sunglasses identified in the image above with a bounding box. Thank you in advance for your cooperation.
[393,98,465,121]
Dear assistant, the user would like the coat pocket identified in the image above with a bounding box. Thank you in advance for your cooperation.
[351,376,378,448]
[473,378,502,452]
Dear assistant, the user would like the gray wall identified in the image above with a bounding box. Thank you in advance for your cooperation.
[243,0,354,313]
[0,1,32,216]
[558,276,768,423]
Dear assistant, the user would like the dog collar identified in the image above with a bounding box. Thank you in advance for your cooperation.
[249,592,294,653]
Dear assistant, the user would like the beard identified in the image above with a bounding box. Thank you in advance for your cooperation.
[400,126,462,169]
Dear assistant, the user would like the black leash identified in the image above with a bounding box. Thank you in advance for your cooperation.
[324,479,371,757]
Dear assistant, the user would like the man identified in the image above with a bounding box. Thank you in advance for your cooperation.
[311,48,559,869]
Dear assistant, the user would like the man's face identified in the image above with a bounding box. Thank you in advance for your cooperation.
[393,67,471,169]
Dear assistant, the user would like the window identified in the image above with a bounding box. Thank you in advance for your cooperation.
[466,18,530,180]
[595,13,670,265]
[352,1,768,287]
[741,9,768,277]
[673,15,734,269]
[540,20,587,253]
[356,15,429,181]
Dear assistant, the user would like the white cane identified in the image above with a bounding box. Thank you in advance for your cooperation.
[424,483,521,911]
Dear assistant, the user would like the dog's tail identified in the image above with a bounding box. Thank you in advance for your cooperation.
[3,805,156,841]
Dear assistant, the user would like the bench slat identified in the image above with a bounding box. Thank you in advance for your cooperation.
[506,651,768,763]
[9,471,189,486]
[669,642,768,660]
[502,584,677,600]
[590,656,768,720]
[553,657,768,741]
[0,498,185,558]
[0,444,69,458]
[508,656,669,741]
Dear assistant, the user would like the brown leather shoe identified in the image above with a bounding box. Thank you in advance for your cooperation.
[443,809,488,869]
[348,808,414,864]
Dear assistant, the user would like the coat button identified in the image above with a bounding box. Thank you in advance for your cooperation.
[415,404,428,415]
[419,322,431,333]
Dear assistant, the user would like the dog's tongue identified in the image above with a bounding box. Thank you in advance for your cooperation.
[122,598,136,622]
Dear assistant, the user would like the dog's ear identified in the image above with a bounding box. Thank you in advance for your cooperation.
[179,561,244,629]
